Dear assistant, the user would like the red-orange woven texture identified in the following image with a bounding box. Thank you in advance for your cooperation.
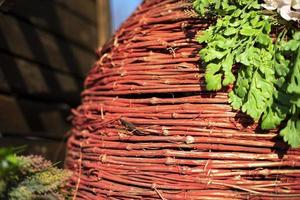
[66,0,300,199]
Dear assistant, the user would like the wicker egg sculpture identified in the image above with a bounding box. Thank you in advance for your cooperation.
[66,0,300,199]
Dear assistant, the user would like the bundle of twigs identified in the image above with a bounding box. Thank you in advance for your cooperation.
[65,0,300,199]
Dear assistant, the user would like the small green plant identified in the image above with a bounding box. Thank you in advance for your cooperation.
[0,147,72,200]
[193,0,300,147]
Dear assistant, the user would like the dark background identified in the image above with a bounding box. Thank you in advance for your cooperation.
[0,0,110,164]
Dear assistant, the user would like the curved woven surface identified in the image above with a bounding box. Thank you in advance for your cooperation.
[66,0,300,199]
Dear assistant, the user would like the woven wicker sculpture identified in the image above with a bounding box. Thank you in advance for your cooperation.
[66,0,300,199]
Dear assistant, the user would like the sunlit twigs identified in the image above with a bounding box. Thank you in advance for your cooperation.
[66,0,300,199]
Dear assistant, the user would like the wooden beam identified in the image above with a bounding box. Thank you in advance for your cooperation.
[0,53,81,104]
[53,0,97,23]
[0,13,95,78]
[97,0,112,47]
[7,0,97,51]
[0,94,70,139]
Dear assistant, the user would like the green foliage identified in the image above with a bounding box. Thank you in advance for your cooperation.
[193,0,257,17]
[0,148,22,178]
[195,0,274,120]
[9,167,72,200]
[0,147,72,199]
[18,155,52,174]
[193,0,300,147]
[272,33,300,147]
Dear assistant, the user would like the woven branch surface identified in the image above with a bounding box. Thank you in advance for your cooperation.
[66,0,300,199]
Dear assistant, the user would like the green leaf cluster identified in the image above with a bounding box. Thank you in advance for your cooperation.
[263,32,300,147]
[193,0,258,16]
[9,167,72,200]
[196,0,274,120]
[0,147,72,200]
[193,0,300,147]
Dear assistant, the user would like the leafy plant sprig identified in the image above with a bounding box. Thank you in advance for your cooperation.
[271,32,300,147]
[193,0,300,147]
[0,147,72,200]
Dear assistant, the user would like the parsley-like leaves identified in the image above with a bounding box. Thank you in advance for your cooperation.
[194,0,300,147]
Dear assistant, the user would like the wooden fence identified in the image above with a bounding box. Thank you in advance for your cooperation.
[0,0,110,163]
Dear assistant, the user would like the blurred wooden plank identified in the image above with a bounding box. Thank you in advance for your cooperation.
[7,0,97,50]
[0,0,16,12]
[0,94,70,139]
[0,13,95,78]
[0,53,81,104]
[0,136,66,166]
[54,0,97,23]
[97,0,111,47]
[0,66,10,92]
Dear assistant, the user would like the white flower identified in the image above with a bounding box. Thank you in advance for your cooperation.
[292,0,300,9]
[262,0,300,21]
[280,5,294,20]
